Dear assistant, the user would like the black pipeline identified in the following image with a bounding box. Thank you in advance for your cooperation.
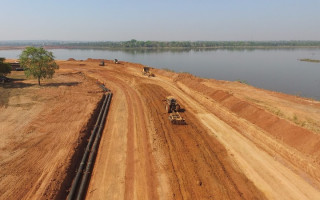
[67,93,113,200]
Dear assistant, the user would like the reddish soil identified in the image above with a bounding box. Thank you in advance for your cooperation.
[1,58,320,199]
[0,70,101,199]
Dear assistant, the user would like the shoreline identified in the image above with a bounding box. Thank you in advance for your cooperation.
[1,45,320,51]
[4,57,320,101]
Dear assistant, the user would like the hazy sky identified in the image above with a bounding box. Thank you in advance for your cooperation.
[1,0,319,41]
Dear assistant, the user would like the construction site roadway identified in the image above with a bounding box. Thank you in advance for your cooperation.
[1,58,320,200]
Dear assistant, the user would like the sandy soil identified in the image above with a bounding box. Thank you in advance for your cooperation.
[1,58,320,199]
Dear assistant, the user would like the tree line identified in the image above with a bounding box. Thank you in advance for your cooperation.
[2,40,320,49]
[63,40,320,49]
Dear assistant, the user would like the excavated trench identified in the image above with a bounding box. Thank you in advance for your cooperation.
[54,92,112,200]
[68,92,112,200]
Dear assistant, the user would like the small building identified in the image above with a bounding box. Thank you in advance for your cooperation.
[10,62,23,71]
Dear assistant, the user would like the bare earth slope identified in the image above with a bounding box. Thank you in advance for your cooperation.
[60,59,320,200]
[1,59,320,199]
[0,70,101,199]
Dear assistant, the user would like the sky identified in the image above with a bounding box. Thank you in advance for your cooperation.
[1,0,319,41]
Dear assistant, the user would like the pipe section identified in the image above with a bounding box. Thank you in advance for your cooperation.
[67,93,112,200]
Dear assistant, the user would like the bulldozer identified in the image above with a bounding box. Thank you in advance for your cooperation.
[142,67,154,77]
[165,96,186,125]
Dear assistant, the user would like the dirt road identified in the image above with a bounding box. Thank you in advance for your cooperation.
[1,58,320,199]
[61,59,320,199]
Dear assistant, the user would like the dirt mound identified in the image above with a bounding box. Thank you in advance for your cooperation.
[176,77,320,159]
[67,58,76,61]
[173,72,200,82]
[86,58,103,62]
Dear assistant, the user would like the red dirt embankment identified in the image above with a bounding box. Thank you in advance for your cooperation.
[65,59,320,199]
[0,70,102,199]
[173,73,320,158]
[1,58,320,199]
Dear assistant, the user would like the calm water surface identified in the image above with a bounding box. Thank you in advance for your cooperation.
[1,48,320,99]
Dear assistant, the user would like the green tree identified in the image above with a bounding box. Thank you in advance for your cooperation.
[0,58,12,76]
[19,47,59,85]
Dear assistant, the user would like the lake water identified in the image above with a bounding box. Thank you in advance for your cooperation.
[1,48,320,100]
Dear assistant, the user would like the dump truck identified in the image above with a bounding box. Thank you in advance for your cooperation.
[142,67,154,77]
[99,60,105,66]
[165,96,186,125]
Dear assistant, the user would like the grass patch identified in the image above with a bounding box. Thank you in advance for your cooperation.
[299,58,320,63]
[275,109,285,118]
[246,96,320,133]
[292,114,308,127]
[7,71,27,79]
[293,114,298,122]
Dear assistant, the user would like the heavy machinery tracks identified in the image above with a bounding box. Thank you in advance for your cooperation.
[138,83,266,199]
[83,67,267,199]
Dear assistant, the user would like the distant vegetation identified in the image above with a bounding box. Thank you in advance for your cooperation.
[299,58,320,63]
[1,40,320,49]
[61,40,320,49]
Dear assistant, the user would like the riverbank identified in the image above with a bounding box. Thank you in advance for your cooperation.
[2,49,320,100]
[1,58,320,199]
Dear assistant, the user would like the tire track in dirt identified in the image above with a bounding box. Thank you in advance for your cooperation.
[138,83,266,199]
[123,88,135,200]
[139,87,184,199]
[85,86,128,199]
[155,77,320,200]
[85,69,159,200]
[130,85,159,200]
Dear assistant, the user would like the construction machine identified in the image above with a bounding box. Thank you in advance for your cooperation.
[165,96,180,113]
[114,59,119,64]
[99,60,105,66]
[142,67,155,77]
[165,96,186,125]
[168,113,186,125]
